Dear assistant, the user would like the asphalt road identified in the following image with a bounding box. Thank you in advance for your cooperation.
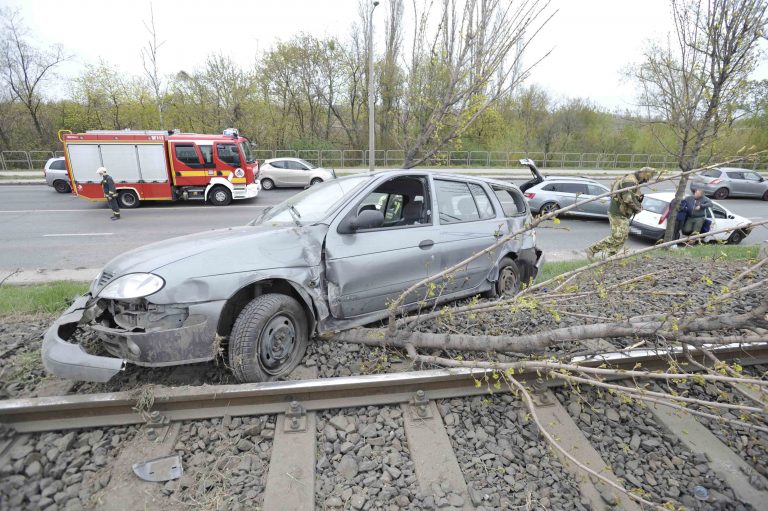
[0,182,765,272]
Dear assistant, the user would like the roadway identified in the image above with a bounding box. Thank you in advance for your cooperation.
[0,182,765,273]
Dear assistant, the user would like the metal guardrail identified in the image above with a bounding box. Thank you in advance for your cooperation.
[3,148,767,171]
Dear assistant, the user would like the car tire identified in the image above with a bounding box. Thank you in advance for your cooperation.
[261,178,275,190]
[209,186,232,206]
[713,187,729,200]
[485,258,521,299]
[539,202,560,216]
[53,180,71,193]
[762,190,768,201]
[310,178,323,186]
[727,230,744,245]
[229,293,309,383]
[117,190,140,209]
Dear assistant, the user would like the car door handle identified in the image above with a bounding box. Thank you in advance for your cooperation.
[419,239,434,250]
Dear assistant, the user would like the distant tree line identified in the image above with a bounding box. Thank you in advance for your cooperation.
[1,1,766,167]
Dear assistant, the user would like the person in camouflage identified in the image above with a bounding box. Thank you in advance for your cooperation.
[586,167,656,258]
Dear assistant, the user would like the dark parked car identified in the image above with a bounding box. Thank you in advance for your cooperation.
[690,167,768,200]
[43,171,542,383]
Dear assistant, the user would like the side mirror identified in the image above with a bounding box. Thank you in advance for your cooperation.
[338,209,384,234]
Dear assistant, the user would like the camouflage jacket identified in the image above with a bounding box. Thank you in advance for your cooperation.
[608,173,643,218]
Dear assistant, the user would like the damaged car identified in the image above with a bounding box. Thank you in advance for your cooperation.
[43,170,543,383]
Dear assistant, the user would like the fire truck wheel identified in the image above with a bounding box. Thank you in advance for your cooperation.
[229,293,309,382]
[209,186,232,206]
[118,190,140,209]
[261,178,275,190]
[53,180,71,193]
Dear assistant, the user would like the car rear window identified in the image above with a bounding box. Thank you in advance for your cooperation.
[642,197,668,214]
[702,169,721,178]
[50,159,66,170]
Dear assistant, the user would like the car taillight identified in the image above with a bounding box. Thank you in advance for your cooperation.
[709,178,721,184]
[659,205,670,225]
[524,192,535,199]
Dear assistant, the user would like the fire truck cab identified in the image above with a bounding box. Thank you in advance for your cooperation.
[61,129,260,207]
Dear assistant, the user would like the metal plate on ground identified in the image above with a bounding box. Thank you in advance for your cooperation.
[132,454,183,482]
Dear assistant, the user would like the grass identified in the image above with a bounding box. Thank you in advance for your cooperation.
[0,281,89,318]
[536,244,759,283]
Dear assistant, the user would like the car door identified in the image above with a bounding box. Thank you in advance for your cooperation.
[324,175,439,318]
[742,171,765,198]
[706,204,731,241]
[575,183,609,216]
[726,171,746,196]
[266,160,290,186]
[285,160,310,186]
[431,178,502,295]
[547,182,579,211]
[215,143,241,178]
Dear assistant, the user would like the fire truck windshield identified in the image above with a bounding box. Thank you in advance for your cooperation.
[239,142,255,163]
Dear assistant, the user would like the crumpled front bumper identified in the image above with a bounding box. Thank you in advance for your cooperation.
[42,295,126,383]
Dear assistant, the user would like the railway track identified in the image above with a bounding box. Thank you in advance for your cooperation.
[1,345,767,510]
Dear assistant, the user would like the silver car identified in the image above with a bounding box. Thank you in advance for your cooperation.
[42,170,542,383]
[690,167,768,200]
[259,157,336,190]
[523,177,611,218]
[44,157,71,193]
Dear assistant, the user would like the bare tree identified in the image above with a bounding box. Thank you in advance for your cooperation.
[0,9,67,141]
[397,0,555,167]
[141,3,166,129]
[632,0,767,241]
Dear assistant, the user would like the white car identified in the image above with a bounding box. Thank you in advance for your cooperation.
[629,192,752,244]
[259,158,336,190]
[44,157,71,193]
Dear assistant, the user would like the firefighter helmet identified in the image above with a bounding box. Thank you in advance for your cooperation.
[96,167,108,176]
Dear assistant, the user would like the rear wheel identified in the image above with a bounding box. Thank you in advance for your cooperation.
[53,180,71,193]
[261,178,275,190]
[228,293,309,382]
[485,258,521,299]
[310,178,323,186]
[727,230,744,245]
[117,190,140,209]
[539,202,560,216]
[209,186,232,206]
[713,187,729,200]
[762,190,768,201]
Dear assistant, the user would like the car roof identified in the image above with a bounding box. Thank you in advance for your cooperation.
[542,176,603,183]
[716,167,752,172]
[341,169,523,190]
[266,157,307,162]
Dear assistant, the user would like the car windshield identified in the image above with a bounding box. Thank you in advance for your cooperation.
[642,197,668,214]
[254,175,370,225]
[297,158,317,170]
[239,142,255,163]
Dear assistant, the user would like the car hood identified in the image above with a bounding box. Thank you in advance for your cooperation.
[98,223,327,281]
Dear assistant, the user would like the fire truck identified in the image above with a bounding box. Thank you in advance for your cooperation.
[59,128,260,207]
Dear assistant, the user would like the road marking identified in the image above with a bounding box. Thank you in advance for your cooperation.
[42,233,114,237]
[0,205,270,213]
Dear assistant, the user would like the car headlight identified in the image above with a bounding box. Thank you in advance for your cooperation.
[99,273,165,299]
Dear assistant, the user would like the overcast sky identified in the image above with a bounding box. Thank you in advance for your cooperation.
[3,0,767,110]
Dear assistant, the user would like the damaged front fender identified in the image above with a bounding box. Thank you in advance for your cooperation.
[41,295,126,383]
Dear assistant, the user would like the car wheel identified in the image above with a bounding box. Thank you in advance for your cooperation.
[209,186,232,206]
[53,180,71,193]
[713,187,729,200]
[539,202,560,216]
[310,178,323,186]
[117,190,140,209]
[261,178,275,190]
[485,258,521,299]
[727,230,744,245]
[229,293,309,382]
[762,190,768,201]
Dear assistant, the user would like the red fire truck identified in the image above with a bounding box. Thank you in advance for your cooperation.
[59,128,260,207]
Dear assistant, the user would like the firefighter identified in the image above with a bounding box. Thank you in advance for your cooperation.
[97,167,121,220]
[586,167,656,258]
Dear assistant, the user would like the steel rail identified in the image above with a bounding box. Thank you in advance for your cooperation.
[1,345,766,433]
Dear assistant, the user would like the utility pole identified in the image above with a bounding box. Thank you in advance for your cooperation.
[368,0,379,172]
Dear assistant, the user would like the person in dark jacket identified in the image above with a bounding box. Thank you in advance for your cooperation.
[97,167,120,220]
[673,187,712,243]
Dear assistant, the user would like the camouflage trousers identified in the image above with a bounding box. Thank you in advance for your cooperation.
[588,213,630,257]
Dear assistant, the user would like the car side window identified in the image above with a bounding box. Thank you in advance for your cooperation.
[712,207,728,219]
[436,180,481,223]
[492,187,526,216]
[587,184,608,196]
[744,172,762,182]
[355,176,431,229]
[560,183,588,195]
[50,159,66,170]
[727,171,744,180]
[542,183,557,192]
[703,169,721,178]
[175,145,201,165]
[468,183,495,219]
[270,161,285,169]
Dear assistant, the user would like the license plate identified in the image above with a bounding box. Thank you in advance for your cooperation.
[630,227,641,235]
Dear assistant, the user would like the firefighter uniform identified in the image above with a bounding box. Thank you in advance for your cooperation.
[587,167,655,258]
[97,167,120,220]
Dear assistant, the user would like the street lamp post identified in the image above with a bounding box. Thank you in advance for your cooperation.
[368,0,379,172]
